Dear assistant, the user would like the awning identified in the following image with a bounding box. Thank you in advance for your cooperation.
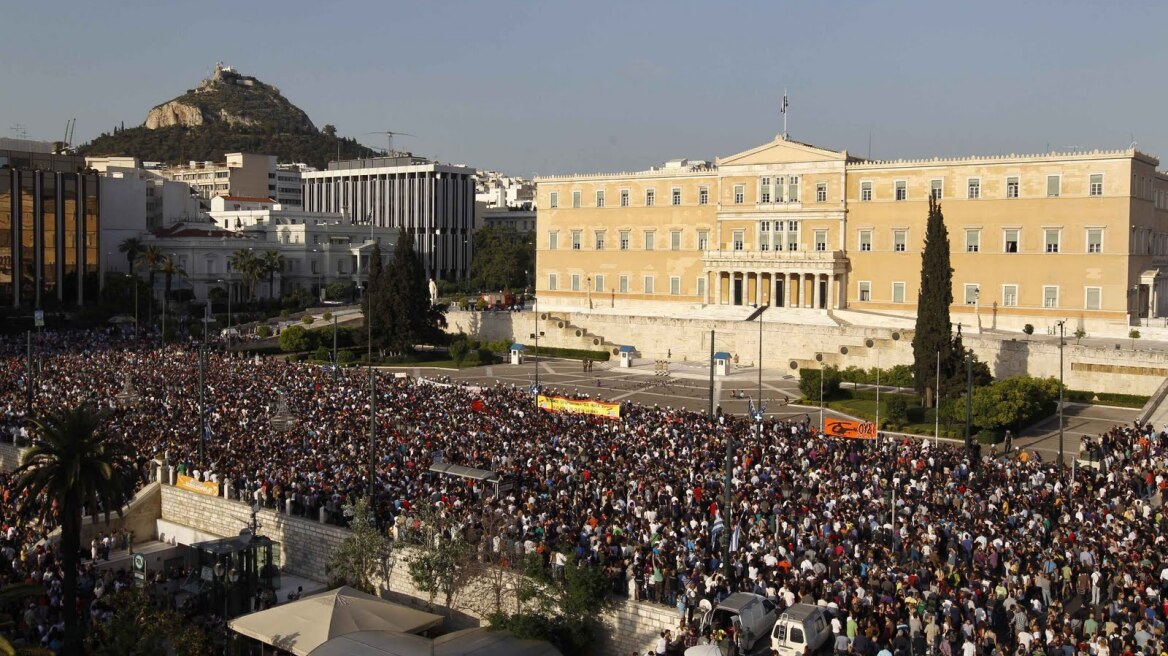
[713,351,732,360]
[618,345,636,353]
[307,628,563,656]
[510,343,525,351]
[428,462,500,483]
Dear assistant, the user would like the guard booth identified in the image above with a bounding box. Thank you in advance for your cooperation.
[618,345,636,368]
[510,343,525,365]
[713,351,732,376]
[185,532,281,620]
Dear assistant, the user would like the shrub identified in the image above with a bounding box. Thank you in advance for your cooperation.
[526,346,611,361]
[884,396,909,427]
[256,325,272,338]
[1065,389,1095,403]
[279,325,311,353]
[280,309,291,319]
[338,349,356,365]
[971,375,1060,432]
[313,346,331,362]
[322,311,332,322]
[799,366,842,403]
[302,314,315,325]
[476,347,495,365]
[1022,324,1034,337]
[450,340,470,368]
[1094,392,1150,408]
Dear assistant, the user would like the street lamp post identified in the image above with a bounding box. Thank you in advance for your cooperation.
[816,352,825,433]
[198,345,206,469]
[964,348,973,454]
[332,312,339,383]
[721,421,733,587]
[530,298,544,395]
[368,364,376,499]
[1056,319,1066,467]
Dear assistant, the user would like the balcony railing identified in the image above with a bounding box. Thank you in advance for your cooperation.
[704,249,845,261]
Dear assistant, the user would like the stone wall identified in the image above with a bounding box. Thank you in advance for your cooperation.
[448,310,1168,396]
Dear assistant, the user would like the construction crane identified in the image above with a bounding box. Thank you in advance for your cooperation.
[364,130,414,156]
[62,118,76,148]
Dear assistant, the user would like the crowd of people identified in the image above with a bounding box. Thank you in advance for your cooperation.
[1,328,1168,656]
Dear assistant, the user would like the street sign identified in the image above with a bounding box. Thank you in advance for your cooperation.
[33,310,44,327]
[133,553,146,580]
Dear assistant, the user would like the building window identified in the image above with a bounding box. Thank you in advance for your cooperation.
[787,220,800,251]
[967,178,981,199]
[548,273,558,291]
[1043,286,1059,308]
[733,230,744,251]
[965,229,980,253]
[670,277,681,295]
[571,231,582,250]
[964,284,980,305]
[1087,228,1103,253]
[594,275,605,292]
[861,181,872,201]
[571,274,581,291]
[814,230,827,252]
[892,282,905,304]
[619,275,629,293]
[596,190,605,208]
[760,177,772,204]
[572,191,581,208]
[788,176,799,202]
[620,189,630,207]
[1002,285,1017,307]
[816,183,827,203]
[1044,229,1060,253]
[1090,173,1104,197]
[859,230,872,252]
[733,185,744,204]
[644,276,654,295]
[620,231,630,250]
[858,281,871,302]
[644,231,655,250]
[549,232,558,250]
[670,230,681,251]
[645,189,656,206]
[672,188,681,205]
[895,180,907,201]
[698,187,709,205]
[930,179,943,200]
[1006,176,1019,199]
[1085,286,1101,310]
[1046,175,1060,198]
[697,277,706,299]
[595,231,605,250]
[697,231,709,251]
[549,192,558,208]
[1004,229,1019,253]
[893,230,907,252]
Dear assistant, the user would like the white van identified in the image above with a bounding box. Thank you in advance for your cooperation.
[685,593,778,655]
[771,603,833,656]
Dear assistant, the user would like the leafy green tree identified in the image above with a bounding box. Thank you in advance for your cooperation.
[85,589,211,656]
[912,197,956,407]
[471,226,534,291]
[971,375,1060,432]
[279,325,311,352]
[449,338,470,368]
[326,498,394,595]
[489,554,612,656]
[16,405,136,654]
[799,365,841,402]
[407,508,475,611]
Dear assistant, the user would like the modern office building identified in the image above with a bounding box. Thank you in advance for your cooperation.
[160,153,304,208]
[302,156,475,281]
[536,136,1168,332]
[0,149,101,309]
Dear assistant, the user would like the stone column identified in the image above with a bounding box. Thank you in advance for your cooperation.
[813,274,822,310]
[825,274,834,310]
[755,273,763,306]
[715,271,722,305]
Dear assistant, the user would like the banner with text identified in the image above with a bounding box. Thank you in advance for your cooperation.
[537,394,621,419]
[823,418,877,440]
[176,474,221,497]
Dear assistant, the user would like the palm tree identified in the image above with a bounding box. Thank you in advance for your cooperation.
[16,405,136,654]
[117,237,144,277]
[228,249,260,301]
[141,245,164,327]
[157,255,186,321]
[261,250,286,301]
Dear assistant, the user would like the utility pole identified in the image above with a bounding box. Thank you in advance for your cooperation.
[198,345,206,469]
[964,349,973,454]
[934,351,940,448]
[818,354,825,433]
[332,312,339,383]
[368,364,376,499]
[1056,319,1066,467]
[708,329,715,416]
[722,422,732,587]
[25,330,32,417]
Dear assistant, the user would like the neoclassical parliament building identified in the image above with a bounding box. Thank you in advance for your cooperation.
[535,135,1168,332]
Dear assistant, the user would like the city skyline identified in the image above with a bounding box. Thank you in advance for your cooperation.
[2,0,1165,175]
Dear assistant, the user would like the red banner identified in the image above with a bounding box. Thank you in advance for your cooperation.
[823,418,877,440]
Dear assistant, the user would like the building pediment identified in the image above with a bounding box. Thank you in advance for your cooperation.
[718,136,847,167]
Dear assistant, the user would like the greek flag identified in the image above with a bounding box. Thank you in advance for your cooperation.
[730,524,741,553]
[203,423,213,443]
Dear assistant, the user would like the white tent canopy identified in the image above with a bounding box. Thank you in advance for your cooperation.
[228,586,444,656]
[307,628,563,656]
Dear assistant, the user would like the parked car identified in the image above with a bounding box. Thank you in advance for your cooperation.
[771,603,834,656]
[685,593,778,655]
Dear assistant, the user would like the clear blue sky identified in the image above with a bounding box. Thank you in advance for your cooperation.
[2,0,1164,175]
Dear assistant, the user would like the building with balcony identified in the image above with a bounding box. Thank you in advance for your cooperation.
[536,136,1168,332]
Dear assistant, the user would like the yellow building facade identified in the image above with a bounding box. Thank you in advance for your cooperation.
[536,136,1168,331]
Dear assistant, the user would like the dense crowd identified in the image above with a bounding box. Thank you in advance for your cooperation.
[2,329,1168,656]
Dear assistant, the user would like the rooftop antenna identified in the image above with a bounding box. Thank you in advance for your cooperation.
[365,130,414,156]
[780,90,789,140]
[9,124,28,140]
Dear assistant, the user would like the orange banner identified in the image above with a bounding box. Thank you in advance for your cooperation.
[823,418,877,440]
[537,394,621,419]
[176,474,220,497]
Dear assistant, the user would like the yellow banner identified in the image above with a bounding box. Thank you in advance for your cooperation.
[537,394,621,419]
[823,418,877,440]
[176,474,220,497]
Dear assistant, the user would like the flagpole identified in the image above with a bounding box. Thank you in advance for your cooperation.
[781,89,789,139]
[934,351,941,448]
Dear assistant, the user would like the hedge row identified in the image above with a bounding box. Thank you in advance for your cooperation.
[1065,389,1149,408]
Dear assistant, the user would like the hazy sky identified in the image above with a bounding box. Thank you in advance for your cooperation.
[2,1,1165,175]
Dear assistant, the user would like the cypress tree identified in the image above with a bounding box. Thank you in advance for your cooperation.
[912,197,954,406]
[385,231,433,354]
[362,241,389,354]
